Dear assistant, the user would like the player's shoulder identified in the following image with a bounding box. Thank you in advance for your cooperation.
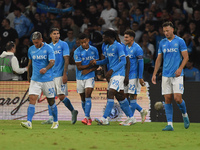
[44,43,53,50]
[89,45,98,51]
[160,37,168,44]
[59,40,68,45]
[74,46,81,53]
[175,35,185,42]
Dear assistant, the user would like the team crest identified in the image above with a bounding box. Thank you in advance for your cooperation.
[43,50,47,53]
[163,49,166,53]
[32,55,36,59]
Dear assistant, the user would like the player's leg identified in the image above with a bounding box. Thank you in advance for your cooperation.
[43,81,58,129]
[173,76,190,129]
[85,87,93,125]
[95,77,116,125]
[21,81,40,129]
[162,77,174,131]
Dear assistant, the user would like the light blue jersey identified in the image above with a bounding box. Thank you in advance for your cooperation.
[14,15,33,38]
[158,35,187,77]
[125,42,143,79]
[74,45,99,80]
[28,43,55,82]
[49,40,69,78]
[104,41,126,77]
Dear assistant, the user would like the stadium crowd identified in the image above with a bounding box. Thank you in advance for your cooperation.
[0,0,200,81]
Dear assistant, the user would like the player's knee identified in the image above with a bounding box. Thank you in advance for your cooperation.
[174,95,182,104]
[58,94,65,101]
[29,95,37,105]
[47,98,55,106]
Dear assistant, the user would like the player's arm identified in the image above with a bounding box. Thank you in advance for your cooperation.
[40,59,55,74]
[175,50,189,77]
[124,56,130,86]
[27,59,32,82]
[137,55,145,86]
[152,53,162,84]
[75,61,93,71]
[63,55,69,84]
[81,65,99,75]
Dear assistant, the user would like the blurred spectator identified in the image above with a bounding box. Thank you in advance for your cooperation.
[0,41,27,81]
[64,29,76,53]
[88,4,100,26]
[176,21,187,37]
[116,0,127,18]
[3,0,17,16]
[0,18,19,54]
[80,15,92,33]
[192,9,200,32]
[66,16,80,38]
[13,7,34,39]
[139,32,155,66]
[182,32,195,59]
[98,0,117,31]
[73,8,84,27]
[96,2,104,14]
[184,60,200,81]
[52,19,67,40]
[0,0,4,23]
[188,20,199,43]
[130,7,143,25]
[24,0,37,16]
[131,21,143,43]
[159,8,172,22]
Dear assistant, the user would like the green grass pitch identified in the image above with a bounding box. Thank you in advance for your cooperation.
[0,120,200,150]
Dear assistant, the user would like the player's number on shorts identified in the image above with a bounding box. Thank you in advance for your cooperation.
[48,88,55,95]
[129,84,135,91]
[112,79,119,86]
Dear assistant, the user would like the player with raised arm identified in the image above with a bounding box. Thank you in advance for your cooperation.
[73,33,99,125]
[120,29,148,125]
[92,29,135,126]
[42,28,78,125]
[152,21,190,131]
[21,31,58,129]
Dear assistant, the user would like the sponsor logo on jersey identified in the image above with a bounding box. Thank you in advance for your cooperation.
[163,48,178,53]
[32,55,47,59]
[82,56,95,61]
[55,50,61,54]
[107,53,115,57]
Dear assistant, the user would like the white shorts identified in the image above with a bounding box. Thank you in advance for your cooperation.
[29,80,55,98]
[124,78,141,94]
[77,77,95,93]
[162,76,184,95]
[54,77,68,96]
[108,76,125,92]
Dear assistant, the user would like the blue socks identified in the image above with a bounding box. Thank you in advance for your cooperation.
[103,99,114,119]
[119,98,133,118]
[85,97,92,117]
[164,103,173,123]
[62,97,74,112]
[129,99,142,115]
[50,103,58,122]
[27,104,35,122]
[81,101,85,113]
[177,100,187,114]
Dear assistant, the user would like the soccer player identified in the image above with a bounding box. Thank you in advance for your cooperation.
[21,31,58,129]
[92,29,135,126]
[122,29,148,124]
[42,28,78,125]
[73,33,99,125]
[152,21,190,131]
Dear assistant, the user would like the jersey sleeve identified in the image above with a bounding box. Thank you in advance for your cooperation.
[117,44,125,58]
[136,46,143,59]
[158,41,163,54]
[74,48,82,62]
[123,45,128,57]
[62,42,70,56]
[179,38,188,52]
[48,46,55,61]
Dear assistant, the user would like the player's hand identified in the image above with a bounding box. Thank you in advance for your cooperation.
[139,79,145,86]
[175,68,182,77]
[63,74,68,84]
[82,69,91,75]
[40,68,47,74]
[97,66,102,71]
[90,59,96,66]
[124,76,129,86]
[152,75,156,84]
[105,69,113,81]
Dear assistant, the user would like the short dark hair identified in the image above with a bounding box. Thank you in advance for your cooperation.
[79,33,89,40]
[14,6,21,12]
[103,29,116,39]
[124,29,135,38]
[4,18,10,25]
[50,28,59,34]
[5,41,15,51]
[162,21,174,28]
